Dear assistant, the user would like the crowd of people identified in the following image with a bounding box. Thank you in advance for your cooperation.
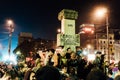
[0,47,120,80]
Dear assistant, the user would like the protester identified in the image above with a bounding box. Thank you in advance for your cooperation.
[35,66,61,80]
[115,61,120,76]
[86,67,107,80]
[114,75,120,80]
[0,48,118,80]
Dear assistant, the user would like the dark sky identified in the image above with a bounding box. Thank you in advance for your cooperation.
[0,0,120,40]
[0,0,120,53]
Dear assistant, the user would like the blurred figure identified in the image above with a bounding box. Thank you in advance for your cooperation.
[0,70,4,78]
[0,72,11,80]
[76,47,82,56]
[68,67,79,80]
[93,51,103,70]
[67,52,78,74]
[65,48,72,59]
[35,66,61,80]
[104,61,109,75]
[114,75,120,80]
[86,67,107,80]
[44,49,55,66]
[107,62,114,80]
[115,61,120,78]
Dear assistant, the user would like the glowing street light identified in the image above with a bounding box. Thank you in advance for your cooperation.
[95,7,107,18]
[94,7,109,62]
[57,28,61,33]
[87,44,91,49]
[7,19,14,33]
[7,20,13,25]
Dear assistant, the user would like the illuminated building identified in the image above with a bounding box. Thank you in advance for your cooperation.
[97,33,114,61]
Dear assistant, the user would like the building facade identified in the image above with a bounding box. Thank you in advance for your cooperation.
[97,34,114,61]
[114,40,120,62]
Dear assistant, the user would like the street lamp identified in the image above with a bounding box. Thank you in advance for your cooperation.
[87,44,91,49]
[95,7,107,18]
[7,19,14,57]
[57,28,61,33]
[94,7,109,62]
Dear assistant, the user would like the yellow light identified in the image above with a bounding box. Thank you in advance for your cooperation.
[7,20,13,25]
[87,44,91,49]
[91,30,94,34]
[57,28,61,33]
[84,28,92,32]
[95,7,107,18]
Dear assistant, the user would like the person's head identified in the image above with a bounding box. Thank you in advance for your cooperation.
[105,61,109,66]
[96,52,101,57]
[35,66,61,80]
[49,49,55,54]
[69,67,76,75]
[86,67,107,80]
[67,48,71,53]
[71,52,76,59]
[115,75,120,80]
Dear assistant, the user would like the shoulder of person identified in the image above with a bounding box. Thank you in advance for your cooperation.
[115,71,120,77]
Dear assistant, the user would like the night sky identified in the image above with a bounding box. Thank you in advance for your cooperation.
[0,0,120,55]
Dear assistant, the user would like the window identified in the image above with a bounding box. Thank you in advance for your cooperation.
[104,47,106,49]
[109,37,112,40]
[111,48,112,52]
[104,41,105,43]
[110,41,112,44]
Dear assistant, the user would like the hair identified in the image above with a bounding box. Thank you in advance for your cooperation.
[35,66,61,80]
[86,67,107,80]
[114,75,120,80]
[35,53,40,58]
[67,47,71,51]
[49,49,55,53]
[0,70,4,78]
[118,61,120,70]
[96,51,101,54]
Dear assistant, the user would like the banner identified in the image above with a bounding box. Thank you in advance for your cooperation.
[57,34,80,46]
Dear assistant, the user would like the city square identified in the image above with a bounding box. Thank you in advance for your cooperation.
[0,0,120,80]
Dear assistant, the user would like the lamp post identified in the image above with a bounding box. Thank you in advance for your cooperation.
[7,19,14,57]
[94,7,109,62]
[106,12,109,62]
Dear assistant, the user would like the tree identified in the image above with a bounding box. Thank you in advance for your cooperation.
[13,40,35,58]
